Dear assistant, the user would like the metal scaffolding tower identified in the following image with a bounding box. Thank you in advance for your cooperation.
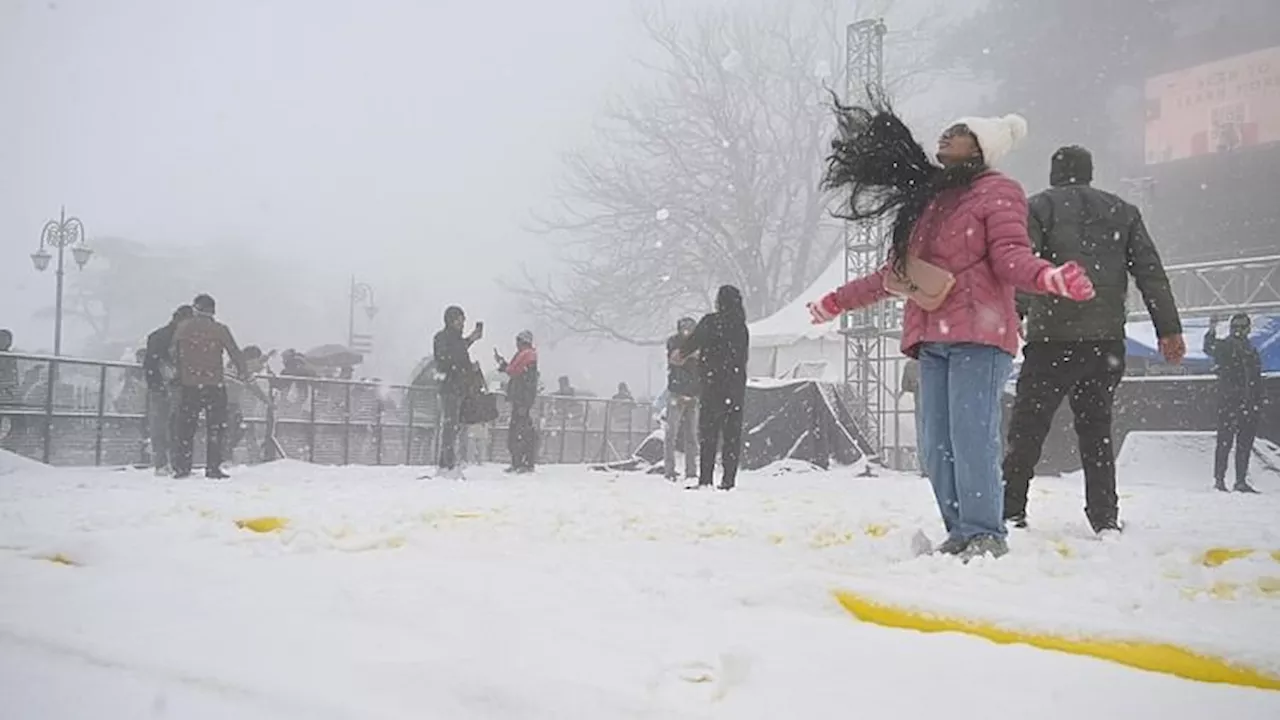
[841,19,900,468]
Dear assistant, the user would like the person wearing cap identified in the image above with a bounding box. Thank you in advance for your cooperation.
[1205,313,1263,493]
[170,294,247,479]
[495,330,539,473]
[664,317,701,483]
[143,305,194,475]
[807,98,1096,560]
[1003,146,1185,533]
[433,305,482,476]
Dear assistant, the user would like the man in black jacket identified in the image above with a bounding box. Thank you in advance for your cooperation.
[678,285,749,491]
[1205,314,1263,493]
[1003,146,1185,534]
[495,330,539,473]
[664,317,701,482]
[142,305,193,475]
[432,305,481,476]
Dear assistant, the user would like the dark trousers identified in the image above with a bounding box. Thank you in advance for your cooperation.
[437,390,464,469]
[699,391,744,489]
[173,385,229,476]
[1215,404,1258,485]
[146,386,175,469]
[508,407,537,469]
[1003,340,1125,531]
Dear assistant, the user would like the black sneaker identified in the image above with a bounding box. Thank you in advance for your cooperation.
[1005,512,1028,529]
[1215,479,1229,492]
[935,536,969,555]
[205,468,231,480]
[1234,482,1261,494]
[1093,520,1124,537]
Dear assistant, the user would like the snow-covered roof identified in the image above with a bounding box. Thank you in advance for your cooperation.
[749,260,847,348]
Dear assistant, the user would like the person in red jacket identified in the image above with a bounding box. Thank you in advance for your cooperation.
[808,96,1095,560]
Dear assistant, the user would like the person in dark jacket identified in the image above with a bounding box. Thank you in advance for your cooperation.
[170,294,247,479]
[1205,314,1263,493]
[495,330,539,473]
[1003,146,1185,534]
[677,285,749,490]
[664,317,701,482]
[432,305,482,475]
[143,305,194,474]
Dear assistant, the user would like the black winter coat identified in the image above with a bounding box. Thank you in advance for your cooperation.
[1204,330,1263,411]
[1018,184,1181,343]
[143,323,178,390]
[666,334,701,397]
[681,311,749,399]
[432,327,475,392]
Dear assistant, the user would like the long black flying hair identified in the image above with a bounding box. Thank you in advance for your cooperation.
[822,90,987,276]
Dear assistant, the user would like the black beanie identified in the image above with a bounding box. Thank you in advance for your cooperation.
[443,305,464,325]
[1049,145,1093,187]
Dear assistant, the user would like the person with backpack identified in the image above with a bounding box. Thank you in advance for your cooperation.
[432,305,482,477]
[1002,146,1184,534]
[143,305,194,475]
[676,286,750,491]
[1205,313,1264,494]
[495,330,539,473]
[807,98,1095,560]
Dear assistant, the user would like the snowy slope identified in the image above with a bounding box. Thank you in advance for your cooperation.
[2,458,1279,719]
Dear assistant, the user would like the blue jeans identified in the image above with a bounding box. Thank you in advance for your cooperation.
[917,343,1013,541]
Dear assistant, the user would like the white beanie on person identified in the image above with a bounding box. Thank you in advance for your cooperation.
[945,114,1029,167]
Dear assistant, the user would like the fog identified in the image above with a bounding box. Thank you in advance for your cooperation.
[5,0,1269,396]
[2,0,654,391]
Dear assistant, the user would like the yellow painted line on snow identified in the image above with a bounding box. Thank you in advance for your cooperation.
[833,590,1280,691]
[43,553,77,566]
[1200,548,1256,567]
[235,516,289,533]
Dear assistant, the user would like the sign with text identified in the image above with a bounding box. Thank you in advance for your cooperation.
[1145,46,1280,164]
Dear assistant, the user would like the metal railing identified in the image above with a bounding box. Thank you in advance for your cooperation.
[0,352,656,468]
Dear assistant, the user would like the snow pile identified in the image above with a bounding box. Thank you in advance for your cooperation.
[1,460,1279,718]
[1118,431,1280,491]
[0,449,51,478]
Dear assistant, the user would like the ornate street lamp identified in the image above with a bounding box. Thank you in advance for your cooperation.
[31,207,92,355]
[348,276,378,351]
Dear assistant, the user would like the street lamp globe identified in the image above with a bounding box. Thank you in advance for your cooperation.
[71,244,94,269]
[31,249,52,272]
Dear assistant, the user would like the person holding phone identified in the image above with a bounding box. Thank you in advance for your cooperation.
[433,305,482,477]
[1205,313,1263,493]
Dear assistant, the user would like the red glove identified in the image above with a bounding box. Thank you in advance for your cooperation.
[807,292,843,324]
[1036,261,1095,301]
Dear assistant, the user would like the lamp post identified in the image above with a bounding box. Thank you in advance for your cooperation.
[347,276,377,349]
[31,207,92,356]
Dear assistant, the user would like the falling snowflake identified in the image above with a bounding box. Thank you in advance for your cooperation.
[660,274,672,283]
[655,208,670,221]
[655,240,664,248]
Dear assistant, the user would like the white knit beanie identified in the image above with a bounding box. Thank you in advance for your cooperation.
[946,114,1029,166]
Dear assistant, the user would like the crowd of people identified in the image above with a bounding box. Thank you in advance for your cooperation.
[0,96,1272,558]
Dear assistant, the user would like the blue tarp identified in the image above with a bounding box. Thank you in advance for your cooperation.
[1126,314,1280,373]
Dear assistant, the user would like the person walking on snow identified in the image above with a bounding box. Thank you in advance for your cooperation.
[433,305,482,477]
[807,97,1095,560]
[675,285,749,491]
[1002,146,1184,534]
[170,295,247,480]
[664,317,702,483]
[143,305,194,475]
[495,330,539,474]
[1205,313,1263,493]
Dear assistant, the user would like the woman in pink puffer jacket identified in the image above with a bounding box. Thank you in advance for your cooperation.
[808,98,1095,560]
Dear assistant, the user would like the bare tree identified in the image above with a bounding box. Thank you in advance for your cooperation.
[509,0,868,345]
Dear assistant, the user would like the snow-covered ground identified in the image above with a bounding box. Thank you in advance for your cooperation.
[2,451,1279,719]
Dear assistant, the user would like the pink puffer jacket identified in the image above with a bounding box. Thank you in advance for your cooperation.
[832,171,1052,358]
